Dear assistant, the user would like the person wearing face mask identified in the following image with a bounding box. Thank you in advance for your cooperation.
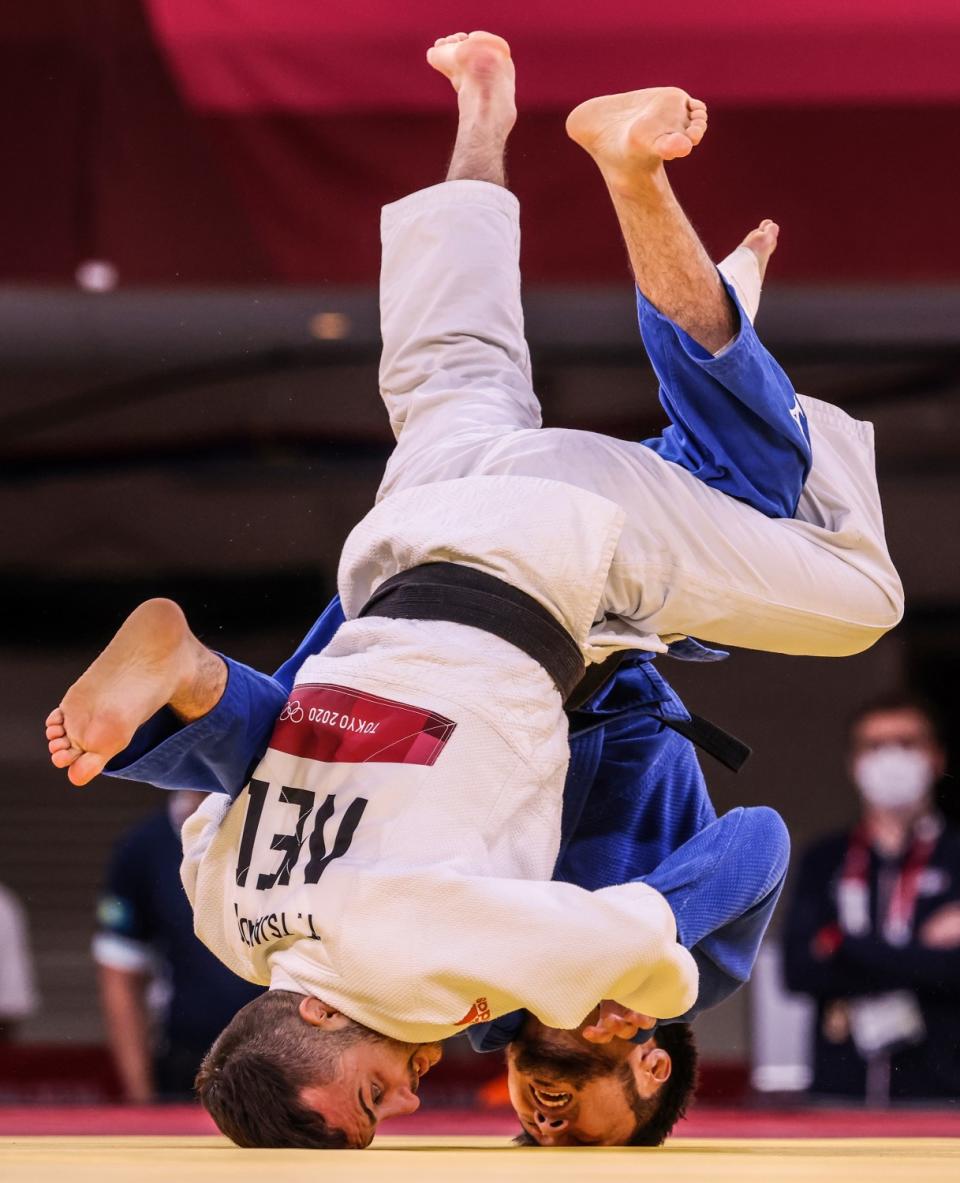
[783,692,960,1102]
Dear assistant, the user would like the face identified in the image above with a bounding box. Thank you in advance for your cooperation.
[849,708,943,766]
[297,999,442,1148]
[506,1013,670,1146]
[848,709,945,808]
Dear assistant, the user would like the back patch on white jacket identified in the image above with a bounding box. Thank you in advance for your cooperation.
[272,683,456,766]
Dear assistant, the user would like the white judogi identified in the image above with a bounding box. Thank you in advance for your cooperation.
[373,181,902,661]
[181,181,902,1045]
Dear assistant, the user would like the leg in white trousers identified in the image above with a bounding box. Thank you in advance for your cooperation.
[376,181,903,658]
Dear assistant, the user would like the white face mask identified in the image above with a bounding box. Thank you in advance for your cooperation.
[853,746,936,811]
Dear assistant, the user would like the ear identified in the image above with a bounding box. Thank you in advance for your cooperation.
[639,1050,677,1083]
[646,1046,672,1083]
[298,995,351,1030]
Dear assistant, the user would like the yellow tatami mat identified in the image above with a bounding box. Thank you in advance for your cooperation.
[2,1135,960,1183]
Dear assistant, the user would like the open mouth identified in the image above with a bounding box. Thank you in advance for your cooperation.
[531,1085,573,1110]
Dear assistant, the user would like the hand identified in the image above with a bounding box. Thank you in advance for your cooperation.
[919,902,960,949]
[582,999,657,1044]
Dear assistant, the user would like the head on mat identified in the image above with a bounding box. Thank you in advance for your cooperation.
[195,990,441,1149]
[505,1005,697,1146]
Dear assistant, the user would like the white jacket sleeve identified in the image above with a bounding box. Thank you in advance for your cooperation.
[340,871,699,1033]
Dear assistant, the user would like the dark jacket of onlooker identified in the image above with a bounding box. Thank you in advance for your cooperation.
[94,795,263,1100]
[784,819,960,1100]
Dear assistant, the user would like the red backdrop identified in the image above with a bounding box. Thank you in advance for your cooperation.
[2,1,959,285]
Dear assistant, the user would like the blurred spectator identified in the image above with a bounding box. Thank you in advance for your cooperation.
[784,691,960,1102]
[0,882,38,1038]
[93,790,263,1102]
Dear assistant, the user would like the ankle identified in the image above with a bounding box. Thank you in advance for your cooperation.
[605,162,668,204]
[169,642,227,724]
[445,131,510,185]
[453,108,515,152]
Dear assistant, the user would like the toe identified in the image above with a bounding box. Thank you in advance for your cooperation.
[68,751,107,787]
[48,736,71,753]
[687,117,707,145]
[51,746,81,768]
[46,707,64,727]
[46,722,66,741]
[656,130,695,160]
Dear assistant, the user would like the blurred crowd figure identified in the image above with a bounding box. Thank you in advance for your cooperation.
[784,692,960,1102]
[0,881,37,1038]
[93,790,263,1102]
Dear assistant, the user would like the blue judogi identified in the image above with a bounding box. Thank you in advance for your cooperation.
[107,279,804,1043]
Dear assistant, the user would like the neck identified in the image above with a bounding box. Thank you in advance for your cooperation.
[864,802,932,856]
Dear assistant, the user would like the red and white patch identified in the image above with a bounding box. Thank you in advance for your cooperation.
[268,684,456,766]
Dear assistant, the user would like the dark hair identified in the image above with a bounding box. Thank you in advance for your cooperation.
[195,989,365,1148]
[845,690,945,748]
[513,1022,698,1147]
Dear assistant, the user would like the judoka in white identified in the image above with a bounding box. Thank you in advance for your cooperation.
[47,32,902,1149]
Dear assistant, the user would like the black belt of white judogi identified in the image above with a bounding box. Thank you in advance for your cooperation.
[357,561,586,703]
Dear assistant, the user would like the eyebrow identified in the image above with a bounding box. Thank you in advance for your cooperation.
[358,1087,376,1126]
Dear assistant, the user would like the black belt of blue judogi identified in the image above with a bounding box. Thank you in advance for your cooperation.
[357,561,586,702]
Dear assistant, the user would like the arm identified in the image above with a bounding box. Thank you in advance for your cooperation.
[104,597,346,797]
[781,839,872,999]
[835,935,960,998]
[0,888,38,1038]
[97,964,155,1104]
[92,835,160,1102]
[356,871,699,1033]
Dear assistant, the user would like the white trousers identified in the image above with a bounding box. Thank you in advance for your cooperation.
[375,181,903,658]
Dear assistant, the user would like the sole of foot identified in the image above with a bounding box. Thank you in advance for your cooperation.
[46,598,200,787]
[566,86,707,189]
[740,218,779,282]
[427,30,515,115]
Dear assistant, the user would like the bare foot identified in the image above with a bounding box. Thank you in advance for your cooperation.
[740,218,779,283]
[717,219,780,324]
[427,31,516,130]
[45,598,225,786]
[566,87,707,192]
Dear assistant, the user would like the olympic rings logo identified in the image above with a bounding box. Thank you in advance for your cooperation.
[279,700,304,724]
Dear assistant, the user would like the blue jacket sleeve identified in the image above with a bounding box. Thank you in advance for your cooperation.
[641,806,791,1028]
[638,278,812,518]
[103,596,347,797]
